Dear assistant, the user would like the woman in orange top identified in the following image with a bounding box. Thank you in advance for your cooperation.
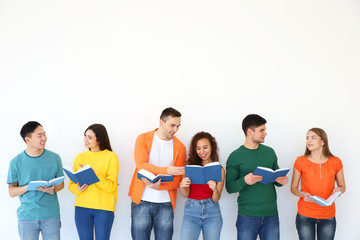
[291,128,346,240]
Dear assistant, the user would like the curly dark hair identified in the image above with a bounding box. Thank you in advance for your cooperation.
[187,132,219,166]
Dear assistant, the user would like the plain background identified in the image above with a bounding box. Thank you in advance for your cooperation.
[0,0,359,239]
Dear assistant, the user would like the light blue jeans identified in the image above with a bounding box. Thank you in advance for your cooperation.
[18,217,61,240]
[180,198,223,240]
[296,213,336,240]
[131,201,174,240]
[236,214,279,240]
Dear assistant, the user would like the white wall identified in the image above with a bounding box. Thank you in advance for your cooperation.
[1,0,359,239]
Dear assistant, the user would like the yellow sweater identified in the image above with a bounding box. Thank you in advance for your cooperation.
[69,149,119,212]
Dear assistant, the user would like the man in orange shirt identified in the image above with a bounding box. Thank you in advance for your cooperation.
[128,107,186,240]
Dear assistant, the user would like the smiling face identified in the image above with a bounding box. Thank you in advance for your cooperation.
[25,126,47,150]
[84,129,100,151]
[249,124,267,144]
[306,131,324,152]
[158,116,181,140]
[196,138,212,164]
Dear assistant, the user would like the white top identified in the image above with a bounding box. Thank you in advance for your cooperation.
[141,132,173,203]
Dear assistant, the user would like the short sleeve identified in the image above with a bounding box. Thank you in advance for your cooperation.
[55,154,64,178]
[7,158,18,184]
[334,157,343,173]
[294,157,303,173]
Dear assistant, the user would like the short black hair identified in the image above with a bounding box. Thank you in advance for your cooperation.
[160,107,182,122]
[20,121,42,142]
[242,114,267,136]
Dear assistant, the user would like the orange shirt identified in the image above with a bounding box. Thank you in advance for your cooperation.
[128,129,186,212]
[294,156,343,219]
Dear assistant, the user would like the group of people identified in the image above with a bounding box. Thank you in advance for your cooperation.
[7,107,346,240]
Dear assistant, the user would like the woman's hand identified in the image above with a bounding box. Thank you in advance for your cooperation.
[77,183,88,192]
[301,192,314,202]
[207,180,217,191]
[180,177,191,188]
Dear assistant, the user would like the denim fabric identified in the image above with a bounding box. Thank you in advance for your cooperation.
[131,201,173,240]
[18,217,61,240]
[180,198,223,240]
[296,213,336,240]
[236,214,279,240]
[75,206,114,240]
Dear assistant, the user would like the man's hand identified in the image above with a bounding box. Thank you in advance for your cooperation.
[142,178,161,190]
[167,166,185,175]
[301,192,314,202]
[37,184,55,194]
[244,173,263,185]
[275,176,288,185]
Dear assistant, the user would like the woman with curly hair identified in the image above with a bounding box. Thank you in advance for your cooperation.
[180,132,225,240]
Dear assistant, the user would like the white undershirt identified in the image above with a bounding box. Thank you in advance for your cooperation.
[141,132,173,203]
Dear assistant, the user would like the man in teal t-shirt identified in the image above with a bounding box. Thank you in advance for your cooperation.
[226,114,288,240]
[7,121,64,240]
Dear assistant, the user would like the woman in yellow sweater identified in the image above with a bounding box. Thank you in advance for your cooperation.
[69,124,119,240]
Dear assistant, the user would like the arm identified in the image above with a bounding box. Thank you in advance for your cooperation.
[209,168,225,202]
[290,168,313,202]
[180,176,190,198]
[158,145,186,191]
[335,168,346,194]
[95,153,119,193]
[8,181,27,198]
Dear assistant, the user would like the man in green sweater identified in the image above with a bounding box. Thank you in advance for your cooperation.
[226,114,288,240]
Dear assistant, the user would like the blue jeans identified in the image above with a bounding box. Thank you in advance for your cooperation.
[75,206,114,240]
[131,200,173,240]
[296,213,336,240]
[236,214,279,240]
[18,217,61,240]
[180,198,223,240]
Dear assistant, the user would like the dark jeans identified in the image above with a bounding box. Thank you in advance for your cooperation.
[236,214,279,240]
[296,213,336,240]
[131,201,173,240]
[75,206,114,240]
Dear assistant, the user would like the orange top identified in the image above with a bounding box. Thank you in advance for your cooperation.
[294,156,343,219]
[128,129,186,212]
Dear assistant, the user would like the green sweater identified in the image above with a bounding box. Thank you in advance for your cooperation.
[225,144,282,217]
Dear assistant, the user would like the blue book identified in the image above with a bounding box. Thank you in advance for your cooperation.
[309,191,341,207]
[26,176,65,191]
[253,166,290,184]
[137,169,174,183]
[185,162,222,185]
[63,165,99,186]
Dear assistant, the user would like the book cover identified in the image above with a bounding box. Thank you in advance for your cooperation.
[26,176,65,191]
[253,166,290,184]
[137,169,174,183]
[310,191,341,207]
[185,162,222,185]
[63,165,99,186]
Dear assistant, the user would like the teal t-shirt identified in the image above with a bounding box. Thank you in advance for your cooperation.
[225,144,281,217]
[7,149,64,220]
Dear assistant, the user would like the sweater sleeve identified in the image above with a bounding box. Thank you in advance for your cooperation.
[225,153,248,193]
[158,143,186,191]
[94,153,119,193]
[134,134,168,175]
[68,155,82,195]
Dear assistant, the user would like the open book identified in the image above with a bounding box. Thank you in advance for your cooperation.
[253,166,290,184]
[185,162,222,185]
[137,169,174,183]
[63,165,99,186]
[310,191,341,207]
[26,176,65,191]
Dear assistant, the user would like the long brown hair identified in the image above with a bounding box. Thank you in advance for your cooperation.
[304,127,334,158]
[187,132,219,166]
[85,124,112,151]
